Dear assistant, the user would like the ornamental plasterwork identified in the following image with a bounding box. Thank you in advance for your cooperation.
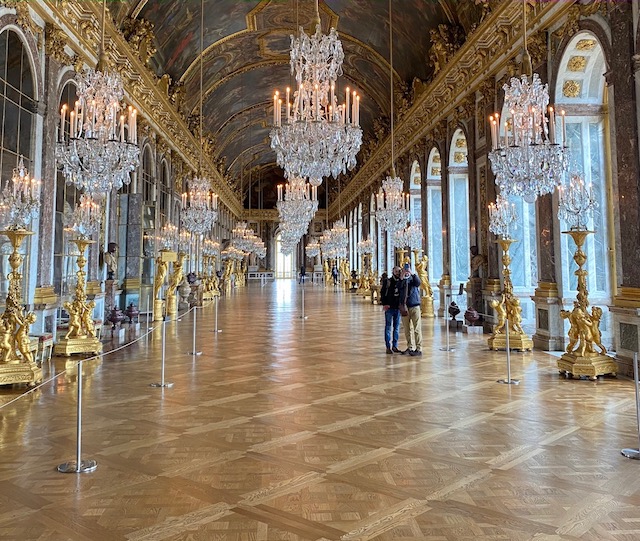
[576,38,597,51]
[25,0,241,217]
[568,55,587,72]
[45,22,72,65]
[454,152,467,164]
[333,0,575,218]
[563,80,582,98]
[2,0,43,44]
[553,1,605,44]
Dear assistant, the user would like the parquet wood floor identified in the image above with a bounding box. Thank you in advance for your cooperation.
[1,281,640,540]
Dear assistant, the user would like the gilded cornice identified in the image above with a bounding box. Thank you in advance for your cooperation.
[28,0,242,217]
[328,0,578,220]
[243,209,279,223]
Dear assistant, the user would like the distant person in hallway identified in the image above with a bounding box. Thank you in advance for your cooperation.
[331,264,338,286]
[381,267,402,354]
[398,262,422,356]
[299,265,306,284]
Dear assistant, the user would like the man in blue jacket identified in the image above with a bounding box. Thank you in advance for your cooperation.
[398,262,422,356]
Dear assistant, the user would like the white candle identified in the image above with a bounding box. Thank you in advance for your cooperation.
[120,115,125,142]
[352,90,356,125]
[330,83,335,112]
[548,106,555,144]
[70,111,75,138]
[273,93,277,125]
[345,87,350,124]
[278,99,282,126]
[60,105,66,141]
[561,110,567,147]
[356,95,360,125]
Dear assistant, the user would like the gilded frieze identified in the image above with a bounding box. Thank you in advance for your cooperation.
[568,55,587,72]
[562,80,582,98]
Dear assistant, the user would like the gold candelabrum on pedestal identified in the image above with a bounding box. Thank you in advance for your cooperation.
[54,238,103,357]
[414,249,435,318]
[166,251,186,317]
[558,230,616,380]
[0,228,42,385]
[152,249,175,321]
[487,238,533,351]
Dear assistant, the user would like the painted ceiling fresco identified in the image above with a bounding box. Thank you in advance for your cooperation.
[112,1,483,206]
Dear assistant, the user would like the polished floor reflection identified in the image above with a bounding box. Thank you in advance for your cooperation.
[0,281,639,540]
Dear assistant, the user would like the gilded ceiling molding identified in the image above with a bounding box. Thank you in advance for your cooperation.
[45,22,73,65]
[1,0,43,44]
[328,0,579,220]
[28,0,242,217]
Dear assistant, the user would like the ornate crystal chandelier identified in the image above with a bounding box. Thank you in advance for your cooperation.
[305,240,321,259]
[488,2,567,203]
[558,172,597,231]
[0,155,40,230]
[393,222,422,249]
[276,176,318,253]
[158,222,178,250]
[375,2,409,236]
[270,0,362,184]
[357,238,375,255]
[56,0,139,195]
[181,176,218,235]
[69,194,102,238]
[489,194,518,239]
[181,0,218,237]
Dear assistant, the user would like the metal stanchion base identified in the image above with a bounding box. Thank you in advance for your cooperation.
[188,351,202,356]
[439,346,455,352]
[621,448,640,459]
[57,459,97,473]
[497,379,520,385]
[213,329,222,333]
[299,316,308,320]
[150,382,174,388]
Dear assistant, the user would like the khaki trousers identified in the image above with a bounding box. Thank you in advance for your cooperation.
[402,305,422,351]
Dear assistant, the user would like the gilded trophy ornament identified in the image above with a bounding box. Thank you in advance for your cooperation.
[54,238,102,357]
[487,239,533,351]
[557,230,617,380]
[415,252,435,318]
[153,255,169,321]
[166,251,186,316]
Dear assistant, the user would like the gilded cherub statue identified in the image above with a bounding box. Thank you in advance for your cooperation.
[153,257,169,301]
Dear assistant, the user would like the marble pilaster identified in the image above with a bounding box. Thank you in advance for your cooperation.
[119,194,143,311]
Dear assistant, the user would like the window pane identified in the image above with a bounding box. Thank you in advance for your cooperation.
[5,31,22,91]
[18,109,31,158]
[20,46,33,98]
[3,99,18,152]
[0,32,8,82]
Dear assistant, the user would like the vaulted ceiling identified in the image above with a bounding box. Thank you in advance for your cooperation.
[110,1,486,207]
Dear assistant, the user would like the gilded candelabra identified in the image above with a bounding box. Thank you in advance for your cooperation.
[557,230,616,379]
[0,228,42,385]
[487,238,533,351]
[54,238,103,357]
[166,251,186,317]
[414,250,435,318]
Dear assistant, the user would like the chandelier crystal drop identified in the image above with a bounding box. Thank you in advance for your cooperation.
[70,193,103,238]
[558,172,597,231]
[489,195,518,239]
[375,171,409,234]
[0,155,41,230]
[55,1,140,197]
[181,175,218,235]
[270,1,362,183]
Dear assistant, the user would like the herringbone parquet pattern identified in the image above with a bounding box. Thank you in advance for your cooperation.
[0,281,639,540]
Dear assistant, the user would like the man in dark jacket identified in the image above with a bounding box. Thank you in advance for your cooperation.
[398,262,422,356]
[380,267,402,354]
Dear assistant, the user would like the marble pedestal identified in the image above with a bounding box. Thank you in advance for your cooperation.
[558,352,618,380]
[482,279,502,334]
[421,296,435,318]
[437,276,451,318]
[0,361,42,386]
[610,297,640,377]
[531,282,565,351]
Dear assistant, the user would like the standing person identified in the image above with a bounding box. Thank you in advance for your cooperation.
[380,267,402,354]
[299,264,306,284]
[331,264,338,286]
[398,262,423,356]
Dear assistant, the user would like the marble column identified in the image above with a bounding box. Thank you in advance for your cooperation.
[609,1,640,375]
[119,194,144,312]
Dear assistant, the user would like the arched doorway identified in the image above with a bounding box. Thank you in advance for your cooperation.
[275,232,294,278]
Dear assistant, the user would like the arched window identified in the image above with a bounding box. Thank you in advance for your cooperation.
[448,130,470,302]
[555,32,612,337]
[0,30,36,300]
[426,148,443,285]
[140,146,155,287]
[159,159,170,226]
[409,160,422,225]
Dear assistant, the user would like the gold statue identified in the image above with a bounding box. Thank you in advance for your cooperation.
[15,312,36,365]
[415,255,433,297]
[0,318,14,363]
[82,300,97,339]
[64,301,83,339]
[167,252,186,297]
[323,259,331,286]
[490,296,506,335]
[153,257,169,301]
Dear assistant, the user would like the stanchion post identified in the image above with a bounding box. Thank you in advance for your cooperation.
[188,306,202,356]
[440,292,454,352]
[58,359,97,473]
[150,316,174,388]
[213,295,222,333]
[300,278,308,320]
[622,352,640,459]
[497,317,519,385]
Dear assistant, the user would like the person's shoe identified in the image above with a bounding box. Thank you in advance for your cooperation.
[392,346,402,353]
[386,348,393,354]
[409,350,422,357]
[401,348,413,355]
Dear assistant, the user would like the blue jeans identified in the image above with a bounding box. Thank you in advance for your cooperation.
[385,308,401,348]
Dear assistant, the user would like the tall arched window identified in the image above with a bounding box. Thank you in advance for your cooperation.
[0,30,36,300]
[555,32,612,338]
[426,148,443,285]
[140,146,155,287]
[409,160,422,225]
[159,159,170,226]
[448,130,470,303]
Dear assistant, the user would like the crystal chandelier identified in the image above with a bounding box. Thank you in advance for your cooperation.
[158,222,178,250]
[182,0,219,237]
[305,240,321,259]
[69,194,102,238]
[375,2,409,236]
[357,238,375,255]
[276,176,319,253]
[0,155,41,230]
[393,222,422,249]
[56,0,139,195]
[181,175,218,235]
[270,0,362,184]
[558,172,597,231]
[488,2,567,204]
[489,194,518,239]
